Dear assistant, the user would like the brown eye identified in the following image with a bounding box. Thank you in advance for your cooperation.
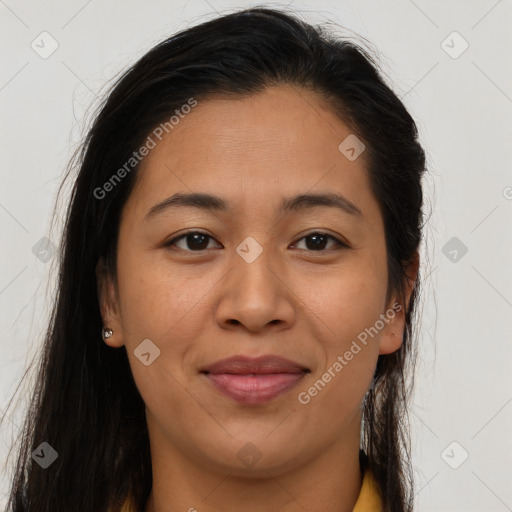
[165,232,221,251]
[292,232,347,251]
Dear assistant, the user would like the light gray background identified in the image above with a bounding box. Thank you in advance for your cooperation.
[1,0,511,510]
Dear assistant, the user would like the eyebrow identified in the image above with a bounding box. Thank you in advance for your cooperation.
[144,191,362,220]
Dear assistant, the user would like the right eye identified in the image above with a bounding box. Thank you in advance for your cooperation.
[164,231,222,252]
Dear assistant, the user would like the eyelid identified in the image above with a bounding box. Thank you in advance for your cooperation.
[164,229,221,249]
[290,230,350,250]
[164,229,350,252]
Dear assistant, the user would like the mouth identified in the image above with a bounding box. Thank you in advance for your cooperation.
[200,355,310,405]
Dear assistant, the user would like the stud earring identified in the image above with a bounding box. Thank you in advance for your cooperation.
[102,327,114,340]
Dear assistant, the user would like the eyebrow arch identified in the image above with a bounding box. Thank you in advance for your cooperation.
[281,192,362,216]
[144,191,362,220]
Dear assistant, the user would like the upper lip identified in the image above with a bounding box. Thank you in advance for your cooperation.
[201,355,310,375]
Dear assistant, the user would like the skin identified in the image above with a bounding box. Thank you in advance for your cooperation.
[98,84,417,512]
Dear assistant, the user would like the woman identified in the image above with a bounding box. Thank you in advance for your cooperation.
[4,7,425,512]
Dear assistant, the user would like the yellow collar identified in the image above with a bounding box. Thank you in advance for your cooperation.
[352,468,383,511]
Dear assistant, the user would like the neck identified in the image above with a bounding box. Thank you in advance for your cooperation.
[144,414,363,512]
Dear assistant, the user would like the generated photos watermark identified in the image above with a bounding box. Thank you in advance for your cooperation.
[297,302,402,404]
[93,97,198,200]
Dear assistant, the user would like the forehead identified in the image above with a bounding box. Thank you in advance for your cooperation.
[126,85,376,219]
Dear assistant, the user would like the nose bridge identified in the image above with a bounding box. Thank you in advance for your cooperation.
[231,235,281,301]
[215,236,295,331]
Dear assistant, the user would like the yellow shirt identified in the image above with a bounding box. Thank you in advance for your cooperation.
[119,468,382,512]
[352,468,383,512]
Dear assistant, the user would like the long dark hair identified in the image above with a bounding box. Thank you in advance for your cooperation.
[3,7,425,512]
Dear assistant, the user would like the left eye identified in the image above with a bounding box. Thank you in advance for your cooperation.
[164,231,346,252]
[291,232,345,251]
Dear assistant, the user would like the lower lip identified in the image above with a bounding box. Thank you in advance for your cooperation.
[204,372,306,404]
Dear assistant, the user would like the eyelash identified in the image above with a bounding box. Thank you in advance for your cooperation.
[163,230,349,253]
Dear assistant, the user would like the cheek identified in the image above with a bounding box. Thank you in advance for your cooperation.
[297,252,387,411]
[308,250,388,347]
[116,249,210,340]
[114,251,211,420]
[115,246,232,401]
[297,283,383,431]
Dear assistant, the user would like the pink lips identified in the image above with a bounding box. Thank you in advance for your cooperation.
[201,355,309,405]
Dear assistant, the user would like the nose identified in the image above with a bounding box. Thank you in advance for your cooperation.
[214,244,296,333]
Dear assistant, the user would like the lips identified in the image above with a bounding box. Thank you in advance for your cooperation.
[202,355,309,375]
[201,355,310,405]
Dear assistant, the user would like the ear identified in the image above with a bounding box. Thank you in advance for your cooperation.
[379,251,419,355]
[96,258,125,348]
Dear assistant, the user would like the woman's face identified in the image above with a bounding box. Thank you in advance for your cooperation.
[99,84,409,476]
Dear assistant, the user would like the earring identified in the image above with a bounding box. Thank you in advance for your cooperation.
[102,327,114,340]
